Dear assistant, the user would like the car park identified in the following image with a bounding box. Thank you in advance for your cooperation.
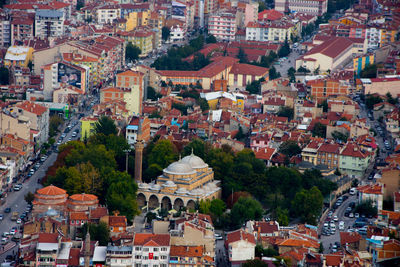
[333,215,338,222]
[4,207,11,213]
[339,221,345,230]
[35,162,40,169]
[349,213,354,218]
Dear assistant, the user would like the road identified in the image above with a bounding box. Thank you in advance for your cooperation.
[0,116,81,263]
[275,49,301,78]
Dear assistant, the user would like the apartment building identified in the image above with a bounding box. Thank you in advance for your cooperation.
[4,46,34,68]
[35,9,65,38]
[11,14,34,44]
[0,15,10,48]
[246,20,297,42]
[97,4,121,24]
[339,142,372,178]
[317,143,341,169]
[132,233,170,267]
[208,11,236,42]
[126,116,150,147]
[308,78,351,101]
[275,0,328,16]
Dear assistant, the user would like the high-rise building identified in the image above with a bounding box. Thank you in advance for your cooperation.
[275,0,328,16]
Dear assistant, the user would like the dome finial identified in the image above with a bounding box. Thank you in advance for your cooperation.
[179,154,182,161]
[191,147,194,155]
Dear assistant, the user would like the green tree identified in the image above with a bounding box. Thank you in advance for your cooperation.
[94,116,117,136]
[269,66,281,80]
[366,94,382,109]
[76,0,84,10]
[0,67,9,85]
[332,130,348,142]
[287,67,296,82]
[386,92,398,105]
[125,42,141,63]
[318,100,328,112]
[277,106,294,120]
[231,197,264,227]
[24,192,35,205]
[312,122,326,138]
[162,26,170,41]
[360,64,377,78]
[199,199,211,214]
[237,47,248,63]
[105,171,140,221]
[355,200,378,217]
[275,207,289,226]
[196,98,209,111]
[279,140,301,158]
[206,34,217,43]
[278,39,291,58]
[148,139,178,168]
[291,186,323,225]
[243,259,268,267]
[147,86,162,100]
[49,115,64,137]
[209,198,226,218]
[298,66,311,74]
[258,1,266,12]
[82,222,110,246]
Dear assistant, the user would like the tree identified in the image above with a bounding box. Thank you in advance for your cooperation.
[147,139,178,168]
[319,243,324,253]
[314,66,320,75]
[237,47,248,63]
[360,64,377,78]
[76,0,84,10]
[291,186,323,225]
[278,39,291,58]
[269,66,281,80]
[24,192,35,205]
[279,140,301,158]
[199,199,211,214]
[125,42,141,63]
[209,198,226,218]
[297,66,310,74]
[332,131,348,143]
[287,67,296,82]
[312,122,326,138]
[49,115,64,137]
[318,100,328,112]
[206,34,217,43]
[196,98,209,111]
[230,197,264,227]
[258,1,267,12]
[94,116,117,136]
[0,67,9,85]
[246,78,265,94]
[274,207,289,226]
[235,126,246,140]
[386,92,398,105]
[351,179,359,188]
[277,106,294,120]
[147,86,162,101]
[366,94,382,109]
[243,259,268,267]
[82,222,110,246]
[162,26,170,41]
[355,200,378,217]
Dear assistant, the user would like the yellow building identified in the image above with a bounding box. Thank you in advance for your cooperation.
[117,28,153,57]
[137,153,222,211]
[380,28,397,46]
[126,10,150,31]
[80,116,98,141]
[62,52,100,87]
[353,53,375,77]
[4,46,34,68]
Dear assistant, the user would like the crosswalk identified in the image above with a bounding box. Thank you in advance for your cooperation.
[0,241,16,254]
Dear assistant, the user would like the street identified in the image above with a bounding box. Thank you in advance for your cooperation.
[0,115,81,262]
[275,49,301,78]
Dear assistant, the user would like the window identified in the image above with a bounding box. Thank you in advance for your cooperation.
[71,220,74,224]
[143,248,149,252]
[153,248,158,252]
[161,247,167,251]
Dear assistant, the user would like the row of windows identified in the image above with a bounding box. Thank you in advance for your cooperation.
[135,247,168,252]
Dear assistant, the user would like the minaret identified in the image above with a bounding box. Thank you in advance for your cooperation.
[134,117,144,183]
[208,111,213,143]
[84,228,91,267]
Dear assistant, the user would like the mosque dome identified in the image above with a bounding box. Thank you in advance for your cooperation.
[181,153,208,169]
[164,161,196,175]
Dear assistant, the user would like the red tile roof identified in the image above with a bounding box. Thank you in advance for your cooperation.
[357,183,383,195]
[318,143,340,154]
[340,232,362,245]
[303,37,354,59]
[38,233,59,243]
[134,233,170,246]
[16,101,47,116]
[325,254,342,266]
[68,248,80,266]
[70,212,89,221]
[69,193,98,202]
[109,216,127,227]
[37,185,67,196]
[226,229,256,245]
[170,245,203,257]
[340,143,369,158]
[229,63,269,76]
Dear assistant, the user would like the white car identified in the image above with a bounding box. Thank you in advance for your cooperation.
[339,221,345,230]
[16,218,22,224]
[333,215,339,222]
[214,234,223,240]
[10,229,16,235]
[330,222,336,229]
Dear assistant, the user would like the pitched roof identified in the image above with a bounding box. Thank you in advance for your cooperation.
[16,101,47,115]
[340,232,362,245]
[70,212,89,220]
[134,233,170,246]
[69,193,98,202]
[109,216,127,227]
[303,37,354,59]
[170,245,203,257]
[38,233,59,243]
[318,143,340,154]
[357,183,383,195]
[226,229,256,245]
[254,221,279,234]
[37,185,67,196]
[278,238,319,249]
[229,63,269,76]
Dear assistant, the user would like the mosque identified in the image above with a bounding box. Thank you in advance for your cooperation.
[136,151,222,211]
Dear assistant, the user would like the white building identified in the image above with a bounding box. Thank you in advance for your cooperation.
[35,9,65,38]
[275,0,328,16]
[226,229,256,267]
[169,25,185,43]
[357,183,384,211]
[132,233,170,267]
[366,27,381,50]
[208,11,236,41]
[246,21,295,42]
[0,17,10,48]
[97,5,121,25]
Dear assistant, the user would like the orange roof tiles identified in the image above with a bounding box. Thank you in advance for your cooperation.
[70,212,89,220]
[16,101,47,116]
[38,233,58,243]
[278,238,319,249]
[357,183,383,195]
[69,193,98,202]
[226,229,256,245]
[340,232,362,246]
[109,216,127,227]
[37,185,67,196]
[170,245,203,257]
[134,233,170,246]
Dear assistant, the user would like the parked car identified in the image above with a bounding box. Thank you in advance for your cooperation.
[4,207,11,213]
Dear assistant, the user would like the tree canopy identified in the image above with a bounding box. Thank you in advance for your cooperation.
[94,116,117,136]
[360,64,377,78]
[125,42,141,63]
[312,122,327,138]
[0,67,9,85]
[161,26,170,41]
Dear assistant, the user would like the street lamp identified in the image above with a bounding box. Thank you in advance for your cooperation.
[123,149,131,173]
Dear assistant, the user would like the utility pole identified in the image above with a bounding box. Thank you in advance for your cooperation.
[123,149,131,173]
